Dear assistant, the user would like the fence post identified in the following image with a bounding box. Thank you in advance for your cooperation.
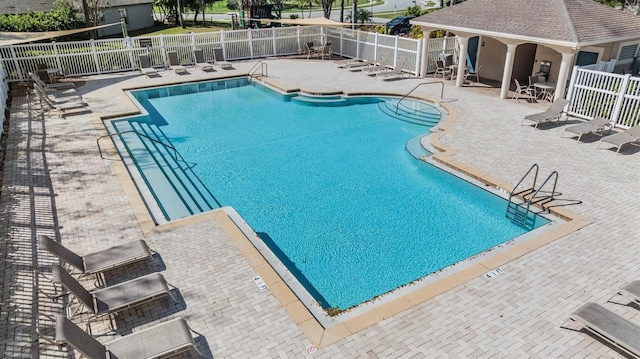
[9,46,23,81]
[191,32,196,50]
[356,30,361,59]
[90,40,101,74]
[392,36,399,67]
[415,38,421,77]
[374,32,378,62]
[339,28,343,56]
[126,37,135,71]
[248,29,254,59]
[53,41,62,73]
[610,74,632,126]
[220,31,226,58]
[159,35,167,66]
[272,27,277,56]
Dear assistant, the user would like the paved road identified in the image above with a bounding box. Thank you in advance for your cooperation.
[160,0,442,25]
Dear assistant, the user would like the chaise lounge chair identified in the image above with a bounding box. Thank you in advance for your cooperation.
[612,280,640,306]
[138,53,159,78]
[569,302,640,358]
[213,48,233,70]
[167,51,189,75]
[361,55,390,74]
[521,98,570,128]
[376,56,407,79]
[55,314,203,359]
[596,125,640,153]
[34,85,90,117]
[52,264,176,333]
[338,59,373,69]
[561,116,612,141]
[39,235,153,278]
[193,48,214,72]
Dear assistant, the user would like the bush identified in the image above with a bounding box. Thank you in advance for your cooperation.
[0,1,83,32]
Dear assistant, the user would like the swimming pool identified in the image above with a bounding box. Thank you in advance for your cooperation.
[112,78,549,317]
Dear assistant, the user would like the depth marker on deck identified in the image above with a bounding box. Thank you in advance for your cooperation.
[253,276,269,291]
[484,267,504,279]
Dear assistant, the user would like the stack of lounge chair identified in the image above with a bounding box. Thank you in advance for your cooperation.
[30,72,90,116]
[568,280,640,357]
[38,235,203,357]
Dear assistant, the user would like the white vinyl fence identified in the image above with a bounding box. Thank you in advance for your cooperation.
[0,27,456,82]
[567,66,640,128]
[1,61,8,138]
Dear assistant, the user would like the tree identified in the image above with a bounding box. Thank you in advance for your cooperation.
[346,8,371,24]
[320,0,333,18]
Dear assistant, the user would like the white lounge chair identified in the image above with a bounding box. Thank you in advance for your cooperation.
[55,315,203,359]
[561,116,612,141]
[596,125,640,153]
[569,302,640,358]
[361,55,390,74]
[167,51,188,74]
[513,79,536,103]
[521,98,569,128]
[376,57,407,79]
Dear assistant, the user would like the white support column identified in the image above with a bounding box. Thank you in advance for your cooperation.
[499,43,518,99]
[455,36,469,87]
[420,35,430,77]
[554,52,575,101]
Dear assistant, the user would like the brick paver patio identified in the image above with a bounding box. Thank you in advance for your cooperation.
[1,58,639,358]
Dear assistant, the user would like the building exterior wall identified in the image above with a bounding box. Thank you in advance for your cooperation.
[476,37,506,81]
[98,4,154,37]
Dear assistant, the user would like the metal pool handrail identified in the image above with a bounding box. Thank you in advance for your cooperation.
[97,130,184,165]
[248,61,268,78]
[395,81,445,116]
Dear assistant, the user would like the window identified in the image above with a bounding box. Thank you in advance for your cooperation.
[617,43,639,61]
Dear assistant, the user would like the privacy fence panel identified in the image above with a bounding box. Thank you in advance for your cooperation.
[567,66,640,127]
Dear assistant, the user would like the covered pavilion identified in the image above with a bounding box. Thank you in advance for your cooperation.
[412,0,640,100]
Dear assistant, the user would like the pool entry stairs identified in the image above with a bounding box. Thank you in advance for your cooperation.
[506,164,558,228]
[378,99,441,127]
[103,120,220,222]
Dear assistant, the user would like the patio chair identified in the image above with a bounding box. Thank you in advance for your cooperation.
[39,235,153,278]
[596,124,640,153]
[319,42,332,60]
[376,56,407,79]
[167,51,188,74]
[521,98,569,128]
[305,42,317,59]
[528,75,539,97]
[213,48,233,70]
[561,116,612,141]
[52,264,176,333]
[568,302,640,358]
[193,48,214,72]
[138,53,159,78]
[513,79,536,102]
[435,60,452,79]
[463,64,481,83]
[55,314,203,359]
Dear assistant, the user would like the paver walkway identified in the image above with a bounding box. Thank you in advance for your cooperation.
[1,58,639,358]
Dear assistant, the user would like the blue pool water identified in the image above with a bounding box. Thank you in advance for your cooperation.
[118,79,548,311]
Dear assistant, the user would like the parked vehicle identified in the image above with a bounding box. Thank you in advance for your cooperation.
[386,16,415,35]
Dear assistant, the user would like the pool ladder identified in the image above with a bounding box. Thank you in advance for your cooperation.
[506,164,558,228]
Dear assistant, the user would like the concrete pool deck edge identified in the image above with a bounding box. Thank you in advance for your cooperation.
[96,76,594,349]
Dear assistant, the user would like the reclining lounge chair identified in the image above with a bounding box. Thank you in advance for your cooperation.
[167,51,189,75]
[521,98,570,128]
[52,264,176,333]
[193,48,214,72]
[376,57,407,79]
[569,302,640,358]
[561,116,612,141]
[213,48,233,70]
[39,235,153,278]
[596,125,640,153]
[138,53,159,78]
[55,314,203,359]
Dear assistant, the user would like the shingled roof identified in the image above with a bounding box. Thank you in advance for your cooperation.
[412,0,640,48]
[0,0,54,14]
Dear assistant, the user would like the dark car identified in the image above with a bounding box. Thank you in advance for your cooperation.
[386,16,415,36]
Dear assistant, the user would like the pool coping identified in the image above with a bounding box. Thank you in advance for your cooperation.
[95,75,594,349]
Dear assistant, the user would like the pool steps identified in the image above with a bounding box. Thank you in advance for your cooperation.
[113,120,219,221]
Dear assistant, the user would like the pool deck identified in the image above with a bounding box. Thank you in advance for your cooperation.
[2,58,640,358]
